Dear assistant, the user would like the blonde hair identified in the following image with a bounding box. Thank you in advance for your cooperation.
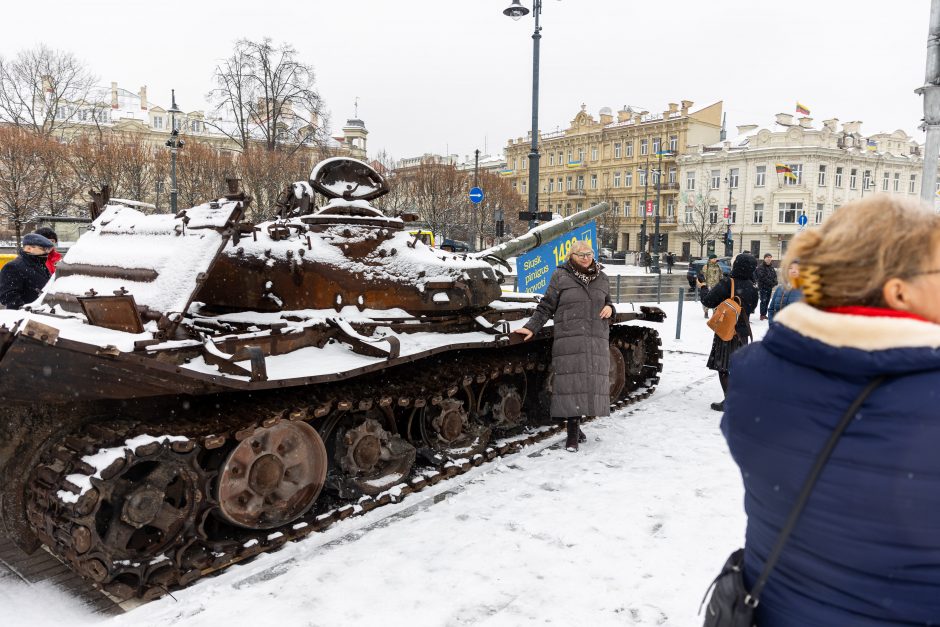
[783,195,940,308]
[567,239,594,259]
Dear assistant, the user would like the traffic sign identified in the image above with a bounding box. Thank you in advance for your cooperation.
[797,214,808,226]
[469,187,484,204]
[646,200,653,216]
[723,207,730,219]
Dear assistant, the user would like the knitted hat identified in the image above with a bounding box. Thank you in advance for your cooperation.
[708,253,718,259]
[731,252,758,280]
[22,233,54,249]
[35,227,57,243]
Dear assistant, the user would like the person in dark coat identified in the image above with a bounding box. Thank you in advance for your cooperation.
[754,252,778,320]
[698,252,758,411]
[513,240,614,452]
[723,195,940,626]
[35,227,62,274]
[665,252,674,274]
[0,232,54,309]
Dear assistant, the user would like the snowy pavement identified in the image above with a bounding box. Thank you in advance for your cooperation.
[0,302,770,627]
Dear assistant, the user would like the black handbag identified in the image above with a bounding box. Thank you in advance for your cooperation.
[700,376,886,627]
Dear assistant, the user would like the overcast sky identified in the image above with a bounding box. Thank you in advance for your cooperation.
[2,1,932,160]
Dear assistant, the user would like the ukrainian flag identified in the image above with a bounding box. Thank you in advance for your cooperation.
[566,160,582,169]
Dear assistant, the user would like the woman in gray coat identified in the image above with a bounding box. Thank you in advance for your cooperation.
[512,240,614,451]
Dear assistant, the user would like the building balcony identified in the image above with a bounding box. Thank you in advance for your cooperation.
[659,182,680,191]
[567,189,587,197]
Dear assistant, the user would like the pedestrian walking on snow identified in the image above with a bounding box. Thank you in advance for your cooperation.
[702,254,722,318]
[0,233,54,309]
[665,252,674,274]
[513,240,614,452]
[698,252,758,411]
[754,253,778,320]
[722,195,940,625]
[767,259,803,323]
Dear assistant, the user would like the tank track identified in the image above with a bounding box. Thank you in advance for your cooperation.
[24,325,662,602]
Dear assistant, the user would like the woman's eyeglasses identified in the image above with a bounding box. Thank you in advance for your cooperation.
[572,252,594,259]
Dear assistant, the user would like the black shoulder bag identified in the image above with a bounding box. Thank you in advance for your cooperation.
[700,376,886,627]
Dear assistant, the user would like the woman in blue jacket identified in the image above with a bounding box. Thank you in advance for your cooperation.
[767,259,803,322]
[723,195,940,626]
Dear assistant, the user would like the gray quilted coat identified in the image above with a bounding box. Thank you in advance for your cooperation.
[523,262,614,418]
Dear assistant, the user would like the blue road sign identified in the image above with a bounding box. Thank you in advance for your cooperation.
[515,221,598,294]
[469,187,484,204]
[797,214,808,226]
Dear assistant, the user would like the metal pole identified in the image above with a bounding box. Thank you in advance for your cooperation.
[657,268,662,304]
[472,148,480,251]
[527,0,542,222]
[616,274,621,302]
[920,0,940,204]
[676,287,684,339]
[653,144,662,272]
[641,155,649,268]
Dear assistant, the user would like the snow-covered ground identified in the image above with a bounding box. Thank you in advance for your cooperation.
[0,302,771,627]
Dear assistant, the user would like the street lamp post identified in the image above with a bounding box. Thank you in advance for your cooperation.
[653,140,664,273]
[724,179,734,257]
[504,0,543,228]
[166,90,184,214]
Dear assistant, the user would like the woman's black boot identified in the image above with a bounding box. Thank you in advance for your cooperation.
[566,418,580,452]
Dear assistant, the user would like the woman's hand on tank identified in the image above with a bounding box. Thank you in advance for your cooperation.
[512,327,534,341]
[599,305,613,319]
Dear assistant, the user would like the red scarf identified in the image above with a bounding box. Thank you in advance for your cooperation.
[825,305,930,322]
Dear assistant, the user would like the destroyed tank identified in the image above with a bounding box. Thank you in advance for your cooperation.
[0,158,664,601]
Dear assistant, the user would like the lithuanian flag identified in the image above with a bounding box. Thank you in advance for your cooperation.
[775,163,798,181]
[796,102,810,115]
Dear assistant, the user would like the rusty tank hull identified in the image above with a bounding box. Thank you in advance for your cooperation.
[0,158,666,602]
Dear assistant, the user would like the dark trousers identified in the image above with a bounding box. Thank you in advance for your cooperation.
[759,286,773,316]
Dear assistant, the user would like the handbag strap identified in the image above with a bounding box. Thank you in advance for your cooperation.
[745,375,886,608]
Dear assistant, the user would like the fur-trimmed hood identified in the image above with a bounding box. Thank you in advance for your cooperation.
[766,302,940,376]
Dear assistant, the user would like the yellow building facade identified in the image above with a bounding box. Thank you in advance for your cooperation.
[504,100,722,253]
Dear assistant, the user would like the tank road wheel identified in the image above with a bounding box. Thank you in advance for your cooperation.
[334,413,416,497]
[609,344,627,401]
[419,399,490,459]
[480,379,527,432]
[217,421,327,529]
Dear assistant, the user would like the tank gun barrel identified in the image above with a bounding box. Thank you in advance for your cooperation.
[474,202,609,263]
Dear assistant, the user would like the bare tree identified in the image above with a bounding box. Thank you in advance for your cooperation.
[468,170,525,248]
[0,126,55,244]
[398,159,466,241]
[175,141,236,210]
[0,44,98,136]
[208,38,328,153]
[679,189,723,257]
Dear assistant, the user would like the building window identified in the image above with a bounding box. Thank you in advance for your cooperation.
[624,200,631,217]
[817,164,827,186]
[835,166,843,187]
[815,203,824,224]
[625,141,634,157]
[729,168,739,188]
[576,175,584,190]
[864,170,873,190]
[710,170,721,189]
[547,179,554,193]
[753,165,765,187]
[778,201,804,224]
[591,146,598,161]
[640,139,648,156]
[882,171,890,191]
[686,171,695,190]
[910,174,917,194]
[549,153,554,166]
[850,168,858,189]
[613,171,621,187]
[669,167,677,184]
[753,203,764,224]
[652,137,661,154]
[558,151,563,164]
[685,206,694,223]
[669,135,678,152]
[612,201,619,214]
[578,148,585,162]
[590,174,597,189]
[614,142,622,159]
[784,163,803,186]
[709,205,718,224]
[512,180,517,191]
[625,169,633,187]
[641,169,650,187]
[521,180,527,194]
[667,199,675,217]
[521,157,526,170]
[729,205,737,224]
[566,176,572,190]
[153,116,163,129]
[894,172,900,192]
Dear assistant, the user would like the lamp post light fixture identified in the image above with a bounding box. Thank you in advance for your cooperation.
[503,0,546,228]
[166,90,184,214]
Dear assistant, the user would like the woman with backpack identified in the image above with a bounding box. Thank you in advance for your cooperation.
[697,253,758,411]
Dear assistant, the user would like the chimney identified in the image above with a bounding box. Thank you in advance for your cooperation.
[775,113,794,126]
[667,102,678,115]
[111,81,119,109]
[599,109,613,125]
[139,86,147,110]
[822,118,839,132]
[798,117,813,129]
[617,106,631,123]
[736,124,759,135]
[680,100,693,115]
[842,120,862,135]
